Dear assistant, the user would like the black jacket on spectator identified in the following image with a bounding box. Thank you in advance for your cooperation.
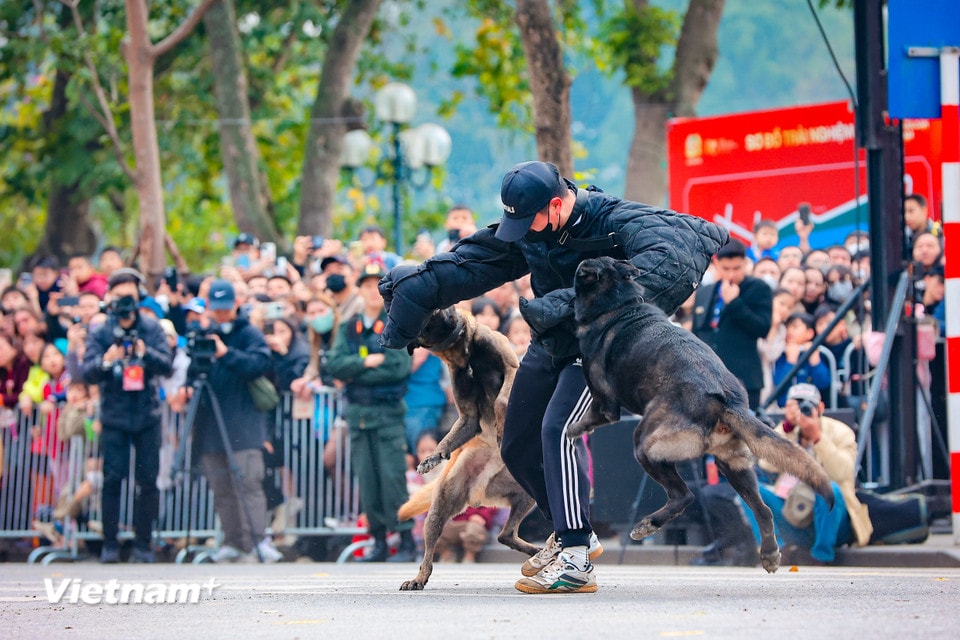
[186,315,272,456]
[81,313,173,432]
[269,335,311,393]
[692,275,772,394]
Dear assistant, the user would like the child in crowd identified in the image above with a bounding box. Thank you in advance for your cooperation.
[772,311,831,407]
[747,219,779,263]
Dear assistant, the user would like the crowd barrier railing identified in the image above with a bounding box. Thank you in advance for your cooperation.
[0,387,363,564]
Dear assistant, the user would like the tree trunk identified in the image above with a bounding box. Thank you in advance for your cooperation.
[39,68,97,261]
[515,0,573,176]
[299,0,382,237]
[671,0,724,118]
[624,0,725,204]
[624,96,671,205]
[204,0,281,246]
[125,0,165,281]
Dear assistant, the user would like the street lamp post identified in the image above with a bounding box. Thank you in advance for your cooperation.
[341,82,452,255]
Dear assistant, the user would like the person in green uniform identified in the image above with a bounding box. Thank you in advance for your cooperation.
[327,262,414,562]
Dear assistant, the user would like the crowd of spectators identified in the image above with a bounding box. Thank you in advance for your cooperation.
[0,196,946,563]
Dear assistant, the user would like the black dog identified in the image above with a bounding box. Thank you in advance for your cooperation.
[570,257,834,573]
[396,307,539,590]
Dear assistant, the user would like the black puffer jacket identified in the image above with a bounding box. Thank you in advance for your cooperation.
[379,184,728,361]
[82,313,173,432]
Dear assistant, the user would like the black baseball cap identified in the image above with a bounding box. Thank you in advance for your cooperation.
[234,232,260,249]
[320,255,351,272]
[496,161,565,242]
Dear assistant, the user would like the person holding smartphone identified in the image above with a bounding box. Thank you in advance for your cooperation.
[24,256,62,316]
[435,205,478,254]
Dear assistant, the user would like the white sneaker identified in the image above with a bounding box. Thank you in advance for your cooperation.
[515,550,597,594]
[210,545,243,563]
[521,531,604,577]
[256,537,284,563]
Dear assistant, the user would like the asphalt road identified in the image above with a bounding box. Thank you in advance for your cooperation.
[2,562,958,639]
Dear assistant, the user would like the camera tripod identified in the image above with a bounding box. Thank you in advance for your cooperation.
[171,373,265,563]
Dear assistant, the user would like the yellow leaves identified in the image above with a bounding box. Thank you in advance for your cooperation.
[432,18,450,39]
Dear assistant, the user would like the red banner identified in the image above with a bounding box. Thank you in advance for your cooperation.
[667,101,944,249]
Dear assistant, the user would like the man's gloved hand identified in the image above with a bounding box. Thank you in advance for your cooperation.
[518,288,576,337]
[378,264,432,350]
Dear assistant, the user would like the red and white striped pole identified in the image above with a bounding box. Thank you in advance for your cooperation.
[939,47,960,544]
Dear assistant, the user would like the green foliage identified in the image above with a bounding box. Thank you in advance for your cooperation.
[595,4,680,97]
[450,11,531,131]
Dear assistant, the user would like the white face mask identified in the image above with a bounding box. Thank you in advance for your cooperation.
[218,322,234,335]
[761,275,779,290]
[828,281,855,301]
[846,240,869,255]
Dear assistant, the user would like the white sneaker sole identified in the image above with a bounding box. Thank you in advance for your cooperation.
[520,541,604,577]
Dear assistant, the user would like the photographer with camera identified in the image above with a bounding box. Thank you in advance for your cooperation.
[750,384,872,563]
[175,279,281,563]
[81,268,173,563]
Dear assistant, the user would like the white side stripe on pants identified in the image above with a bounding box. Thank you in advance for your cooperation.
[559,388,593,531]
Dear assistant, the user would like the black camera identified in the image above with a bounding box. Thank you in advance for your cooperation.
[108,295,138,321]
[162,266,178,290]
[186,329,218,375]
[798,399,817,417]
[112,326,139,349]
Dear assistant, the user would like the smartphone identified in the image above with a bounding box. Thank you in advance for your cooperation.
[59,296,80,307]
[263,320,275,335]
[311,235,324,250]
[261,242,277,263]
[162,266,178,290]
[264,301,285,320]
[221,255,235,270]
[798,202,812,225]
[348,240,364,261]
[236,253,250,270]
[19,272,33,287]
[276,256,288,274]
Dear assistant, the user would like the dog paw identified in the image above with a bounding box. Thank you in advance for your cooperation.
[629,519,659,541]
[760,550,781,574]
[417,454,444,475]
[399,580,425,591]
[568,419,599,439]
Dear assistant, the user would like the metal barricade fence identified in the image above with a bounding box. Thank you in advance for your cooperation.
[0,407,48,543]
[1,387,363,564]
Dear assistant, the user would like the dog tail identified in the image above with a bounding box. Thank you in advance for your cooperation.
[724,408,835,507]
[398,479,436,521]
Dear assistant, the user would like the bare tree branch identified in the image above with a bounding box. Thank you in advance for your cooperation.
[60,0,138,183]
[151,0,219,59]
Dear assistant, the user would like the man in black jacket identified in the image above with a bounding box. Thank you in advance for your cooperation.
[378,161,727,593]
[82,268,173,563]
[177,279,281,563]
[692,239,773,410]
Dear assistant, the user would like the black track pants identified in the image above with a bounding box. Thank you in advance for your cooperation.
[500,347,593,548]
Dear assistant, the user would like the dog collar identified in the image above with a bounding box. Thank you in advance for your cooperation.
[429,313,466,353]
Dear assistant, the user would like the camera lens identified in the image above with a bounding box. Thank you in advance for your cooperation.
[799,400,815,417]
